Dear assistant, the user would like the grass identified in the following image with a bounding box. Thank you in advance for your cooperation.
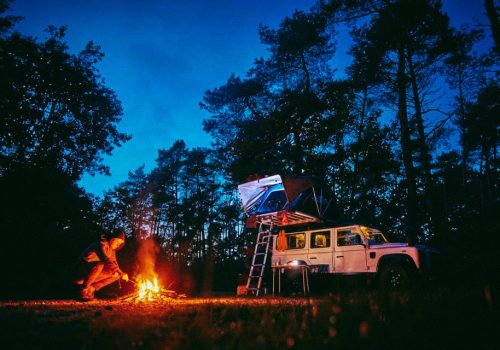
[0,287,497,350]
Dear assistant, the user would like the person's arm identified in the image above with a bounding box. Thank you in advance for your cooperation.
[96,241,120,273]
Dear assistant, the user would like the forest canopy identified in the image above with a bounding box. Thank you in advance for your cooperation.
[0,0,498,297]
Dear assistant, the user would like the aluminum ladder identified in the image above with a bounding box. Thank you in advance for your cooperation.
[246,220,273,296]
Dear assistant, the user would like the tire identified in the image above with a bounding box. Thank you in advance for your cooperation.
[379,263,409,289]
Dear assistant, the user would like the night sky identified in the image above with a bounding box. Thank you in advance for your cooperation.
[9,0,491,196]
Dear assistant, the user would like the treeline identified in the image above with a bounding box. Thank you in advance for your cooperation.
[0,0,129,297]
[0,0,498,297]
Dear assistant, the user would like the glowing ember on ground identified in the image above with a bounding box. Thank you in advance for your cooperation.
[137,277,160,301]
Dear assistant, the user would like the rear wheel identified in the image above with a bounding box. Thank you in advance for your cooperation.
[379,264,409,289]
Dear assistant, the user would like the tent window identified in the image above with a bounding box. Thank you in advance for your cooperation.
[311,231,330,248]
[286,233,306,249]
[257,190,287,214]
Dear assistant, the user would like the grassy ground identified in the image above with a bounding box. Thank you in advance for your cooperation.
[0,287,497,350]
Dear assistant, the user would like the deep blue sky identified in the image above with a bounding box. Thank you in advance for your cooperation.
[9,0,491,196]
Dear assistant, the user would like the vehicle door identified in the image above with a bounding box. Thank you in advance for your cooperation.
[273,231,308,266]
[307,229,333,273]
[333,227,368,273]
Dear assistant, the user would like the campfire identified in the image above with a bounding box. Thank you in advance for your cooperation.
[120,276,185,303]
[137,277,160,301]
[119,238,185,302]
[116,272,186,302]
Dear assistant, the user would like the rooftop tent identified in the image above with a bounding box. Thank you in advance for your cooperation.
[237,175,333,226]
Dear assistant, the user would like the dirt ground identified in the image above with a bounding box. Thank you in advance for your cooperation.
[0,288,498,350]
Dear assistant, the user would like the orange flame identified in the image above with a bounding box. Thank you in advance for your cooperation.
[135,237,161,302]
[137,277,160,301]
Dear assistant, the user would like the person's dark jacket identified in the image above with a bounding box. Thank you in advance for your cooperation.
[78,240,124,274]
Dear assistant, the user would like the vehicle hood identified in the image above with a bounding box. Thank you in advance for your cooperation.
[369,242,409,249]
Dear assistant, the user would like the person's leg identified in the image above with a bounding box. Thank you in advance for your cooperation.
[93,275,119,291]
[80,262,104,299]
[92,268,119,291]
[84,263,104,289]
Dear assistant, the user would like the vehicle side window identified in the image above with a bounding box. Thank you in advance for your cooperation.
[337,230,350,246]
[337,230,363,246]
[310,231,330,248]
[286,233,305,249]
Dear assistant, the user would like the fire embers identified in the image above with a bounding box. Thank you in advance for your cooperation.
[128,238,186,302]
[137,277,160,301]
[118,276,186,303]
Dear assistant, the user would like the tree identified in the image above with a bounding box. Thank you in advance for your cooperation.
[484,0,500,55]
[0,0,19,37]
[0,166,100,298]
[0,21,130,179]
[202,10,334,181]
[462,82,499,220]
[0,1,130,297]
[343,0,456,243]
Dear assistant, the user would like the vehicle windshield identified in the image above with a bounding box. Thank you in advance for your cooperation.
[360,226,388,245]
[366,232,387,245]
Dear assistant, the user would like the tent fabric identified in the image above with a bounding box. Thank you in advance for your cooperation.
[237,175,333,222]
[237,175,283,214]
[282,177,316,203]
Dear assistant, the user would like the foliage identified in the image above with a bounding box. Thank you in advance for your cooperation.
[0,14,130,179]
[0,166,100,298]
[0,0,498,297]
[0,1,129,298]
[96,141,244,294]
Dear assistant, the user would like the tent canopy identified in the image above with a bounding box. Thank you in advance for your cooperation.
[237,175,333,226]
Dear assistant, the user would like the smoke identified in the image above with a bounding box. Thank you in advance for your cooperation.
[135,237,160,280]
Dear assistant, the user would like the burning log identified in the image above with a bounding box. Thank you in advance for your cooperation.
[117,278,186,303]
[124,237,187,302]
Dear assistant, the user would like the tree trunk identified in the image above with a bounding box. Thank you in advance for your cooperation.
[293,128,304,174]
[350,88,368,206]
[407,51,437,234]
[300,52,311,92]
[397,45,418,245]
[485,0,500,54]
[456,63,468,189]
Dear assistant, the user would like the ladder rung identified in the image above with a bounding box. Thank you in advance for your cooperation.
[254,253,266,256]
[252,263,264,267]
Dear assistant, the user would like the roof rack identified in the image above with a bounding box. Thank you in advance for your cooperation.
[256,211,322,227]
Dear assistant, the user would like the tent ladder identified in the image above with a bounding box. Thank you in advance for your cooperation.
[246,220,273,296]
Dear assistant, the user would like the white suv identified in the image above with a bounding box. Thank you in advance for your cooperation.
[272,224,432,288]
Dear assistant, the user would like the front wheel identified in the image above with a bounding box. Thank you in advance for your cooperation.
[379,264,409,289]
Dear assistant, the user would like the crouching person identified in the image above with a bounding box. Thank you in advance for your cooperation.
[75,230,129,300]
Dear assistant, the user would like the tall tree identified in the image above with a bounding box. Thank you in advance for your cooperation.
[202,10,334,181]
[344,0,455,243]
[0,2,130,297]
[484,0,500,54]
[445,28,486,191]
[0,24,130,179]
[462,82,499,221]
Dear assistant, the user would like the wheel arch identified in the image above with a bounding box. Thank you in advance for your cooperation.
[377,254,418,275]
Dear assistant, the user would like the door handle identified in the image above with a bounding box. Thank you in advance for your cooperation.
[310,257,317,259]
[336,256,344,258]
